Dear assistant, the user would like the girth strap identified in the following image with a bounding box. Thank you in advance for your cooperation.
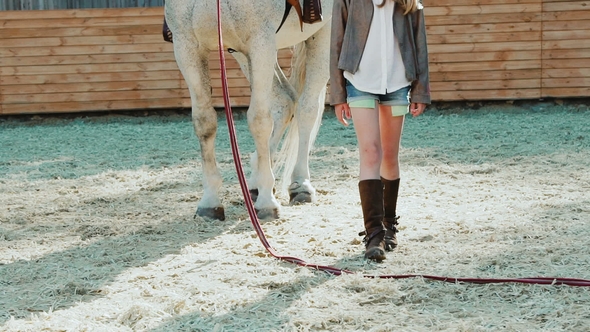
[163,18,173,43]
[303,0,323,25]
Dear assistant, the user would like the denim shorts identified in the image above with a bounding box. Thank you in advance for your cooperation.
[346,81,411,116]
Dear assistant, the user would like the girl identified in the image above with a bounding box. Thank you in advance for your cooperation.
[329,0,431,261]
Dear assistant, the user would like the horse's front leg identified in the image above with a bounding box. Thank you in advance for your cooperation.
[246,40,282,220]
[173,39,225,221]
[289,26,330,204]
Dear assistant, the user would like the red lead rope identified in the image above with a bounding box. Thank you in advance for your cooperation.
[215,0,590,287]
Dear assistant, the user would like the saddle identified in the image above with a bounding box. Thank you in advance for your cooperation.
[277,0,323,33]
[163,0,323,43]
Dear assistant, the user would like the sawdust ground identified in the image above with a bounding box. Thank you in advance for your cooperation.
[0,99,589,331]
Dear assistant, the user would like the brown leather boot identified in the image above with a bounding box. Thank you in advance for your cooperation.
[382,177,400,251]
[358,180,386,262]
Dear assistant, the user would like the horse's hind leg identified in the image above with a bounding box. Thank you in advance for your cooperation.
[246,39,282,219]
[229,52,296,203]
[173,39,225,221]
[289,26,330,204]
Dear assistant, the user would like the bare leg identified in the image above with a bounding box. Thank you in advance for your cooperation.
[350,106,382,180]
[379,105,405,180]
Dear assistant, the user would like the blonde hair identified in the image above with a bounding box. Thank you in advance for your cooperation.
[376,0,421,15]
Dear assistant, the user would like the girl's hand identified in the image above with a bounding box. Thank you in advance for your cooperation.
[335,103,352,126]
[410,103,426,117]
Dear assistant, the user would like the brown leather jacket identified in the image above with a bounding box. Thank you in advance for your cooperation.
[329,0,431,105]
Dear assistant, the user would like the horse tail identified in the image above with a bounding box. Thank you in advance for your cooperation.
[289,41,307,96]
[273,41,324,194]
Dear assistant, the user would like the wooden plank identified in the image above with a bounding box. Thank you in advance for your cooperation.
[543,59,590,69]
[0,25,162,39]
[0,7,164,20]
[211,87,256,99]
[1,97,249,114]
[0,77,250,95]
[425,13,542,26]
[426,22,541,35]
[543,30,590,40]
[432,89,541,101]
[211,97,251,108]
[429,41,540,53]
[0,62,180,76]
[543,1,590,12]
[1,98,189,115]
[542,68,590,78]
[543,49,590,59]
[0,34,166,48]
[2,89,187,104]
[542,77,590,88]
[424,0,541,6]
[0,43,174,57]
[0,53,176,67]
[542,87,590,98]
[210,78,250,88]
[429,50,540,63]
[431,79,540,91]
[427,31,540,44]
[0,80,183,95]
[543,20,590,31]
[0,69,252,86]
[0,71,184,85]
[542,11,590,21]
[426,4,541,16]
[2,87,255,104]
[430,69,541,82]
[0,77,3,113]
[0,63,2,113]
[0,15,166,29]
[542,39,590,50]
[429,60,541,73]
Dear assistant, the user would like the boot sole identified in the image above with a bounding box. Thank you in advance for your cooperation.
[365,248,386,262]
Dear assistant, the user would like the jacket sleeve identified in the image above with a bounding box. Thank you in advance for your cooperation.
[329,0,348,106]
[410,8,431,105]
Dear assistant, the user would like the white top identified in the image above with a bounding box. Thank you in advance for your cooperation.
[344,0,411,94]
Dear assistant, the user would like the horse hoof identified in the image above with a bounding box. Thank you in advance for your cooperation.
[195,207,225,221]
[249,189,259,202]
[289,191,313,205]
[255,208,279,220]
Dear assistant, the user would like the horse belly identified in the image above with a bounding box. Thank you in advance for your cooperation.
[275,18,328,49]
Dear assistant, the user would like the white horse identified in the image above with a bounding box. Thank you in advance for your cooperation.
[164,0,333,220]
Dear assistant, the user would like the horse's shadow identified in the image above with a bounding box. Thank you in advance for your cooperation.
[0,174,376,325]
[147,256,368,332]
[0,190,257,324]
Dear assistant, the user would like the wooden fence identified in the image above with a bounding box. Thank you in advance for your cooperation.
[0,1,588,115]
[0,0,164,10]
[428,0,589,101]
